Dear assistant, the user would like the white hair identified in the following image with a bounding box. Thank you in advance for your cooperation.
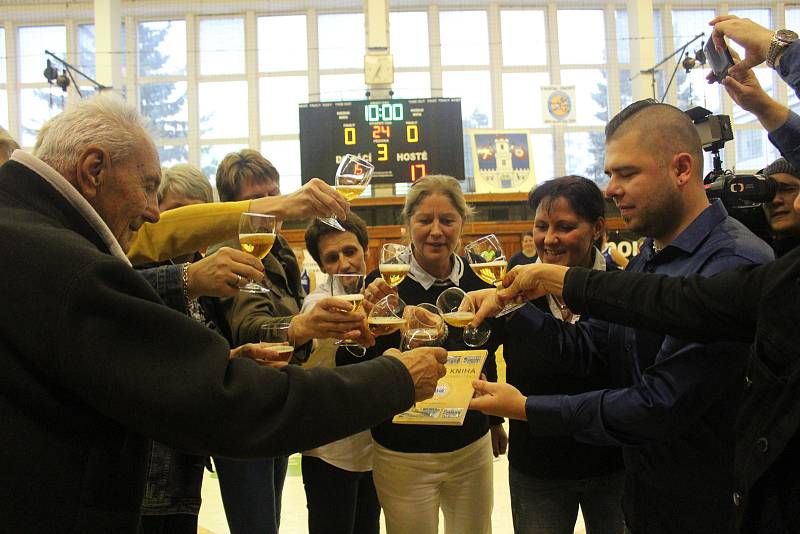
[159,163,213,204]
[33,93,155,176]
[0,125,20,162]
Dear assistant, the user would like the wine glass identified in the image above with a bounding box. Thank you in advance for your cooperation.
[464,234,524,317]
[401,302,448,350]
[379,243,412,288]
[258,322,295,363]
[318,154,374,231]
[330,273,366,346]
[435,287,491,348]
[367,294,407,339]
[238,212,277,294]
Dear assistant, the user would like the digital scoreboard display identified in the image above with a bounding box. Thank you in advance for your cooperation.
[298,98,465,185]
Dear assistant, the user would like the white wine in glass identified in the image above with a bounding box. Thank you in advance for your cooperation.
[330,273,366,346]
[367,294,407,337]
[379,243,412,288]
[318,154,374,231]
[238,213,277,294]
[435,287,490,348]
[464,234,524,317]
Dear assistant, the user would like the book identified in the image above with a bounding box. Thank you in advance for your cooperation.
[392,349,488,426]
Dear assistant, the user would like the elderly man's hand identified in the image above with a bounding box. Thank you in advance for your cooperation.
[229,343,289,369]
[186,247,265,299]
[390,347,448,401]
[709,15,774,75]
[469,380,527,420]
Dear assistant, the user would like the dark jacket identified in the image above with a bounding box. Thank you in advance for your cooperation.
[505,260,624,480]
[0,159,415,533]
[563,243,800,533]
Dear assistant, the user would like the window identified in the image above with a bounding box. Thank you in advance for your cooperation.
[199,18,245,75]
[390,12,429,68]
[500,10,547,66]
[258,15,307,72]
[502,72,550,128]
[671,10,717,111]
[440,11,489,66]
[558,11,606,65]
[259,76,309,135]
[199,81,248,139]
[318,13,365,70]
[261,140,302,193]
[138,20,186,76]
[442,70,492,127]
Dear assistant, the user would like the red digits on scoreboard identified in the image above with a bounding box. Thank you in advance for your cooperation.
[371,125,391,139]
[410,163,427,182]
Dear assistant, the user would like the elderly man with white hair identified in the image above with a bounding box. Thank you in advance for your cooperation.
[0,94,447,532]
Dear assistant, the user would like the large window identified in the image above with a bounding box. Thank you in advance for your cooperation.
[1,2,793,191]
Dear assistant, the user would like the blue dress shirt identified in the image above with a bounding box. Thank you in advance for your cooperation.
[516,200,774,534]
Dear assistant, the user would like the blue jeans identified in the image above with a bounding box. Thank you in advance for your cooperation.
[213,456,289,534]
[509,466,625,534]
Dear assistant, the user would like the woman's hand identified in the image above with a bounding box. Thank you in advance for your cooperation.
[362,278,396,314]
[469,379,528,420]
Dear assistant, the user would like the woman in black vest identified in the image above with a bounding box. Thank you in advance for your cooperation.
[358,175,506,534]
[505,175,625,534]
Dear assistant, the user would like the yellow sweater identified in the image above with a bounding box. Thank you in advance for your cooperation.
[127,200,250,265]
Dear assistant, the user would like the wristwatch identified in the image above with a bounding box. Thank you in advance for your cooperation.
[766,29,799,69]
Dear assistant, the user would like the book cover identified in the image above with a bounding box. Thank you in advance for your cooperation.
[392,350,488,426]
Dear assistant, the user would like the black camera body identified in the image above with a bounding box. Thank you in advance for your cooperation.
[686,106,777,241]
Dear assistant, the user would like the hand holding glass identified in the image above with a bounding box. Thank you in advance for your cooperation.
[367,294,407,338]
[258,322,294,362]
[238,212,277,294]
[318,154,373,231]
[436,287,491,347]
[464,234,524,316]
[330,273,366,346]
[401,302,448,350]
[379,243,412,288]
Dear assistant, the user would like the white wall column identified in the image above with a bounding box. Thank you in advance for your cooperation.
[93,0,122,90]
[628,0,657,102]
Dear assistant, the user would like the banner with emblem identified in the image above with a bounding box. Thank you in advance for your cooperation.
[541,85,576,124]
[468,129,536,193]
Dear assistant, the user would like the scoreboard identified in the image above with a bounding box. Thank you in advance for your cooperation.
[298,98,465,186]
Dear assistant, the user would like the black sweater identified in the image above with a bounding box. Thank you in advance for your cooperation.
[563,245,800,533]
[505,293,624,479]
[344,256,503,453]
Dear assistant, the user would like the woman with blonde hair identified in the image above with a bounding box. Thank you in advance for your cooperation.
[360,175,506,534]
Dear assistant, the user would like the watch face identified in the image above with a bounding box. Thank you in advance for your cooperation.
[777,29,798,43]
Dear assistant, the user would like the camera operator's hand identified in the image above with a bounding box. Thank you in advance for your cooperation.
[389,347,447,402]
[709,15,774,75]
[717,48,790,132]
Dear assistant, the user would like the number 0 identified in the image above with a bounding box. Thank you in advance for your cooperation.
[406,124,419,143]
[344,127,356,145]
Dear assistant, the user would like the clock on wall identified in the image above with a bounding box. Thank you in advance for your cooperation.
[364,54,394,85]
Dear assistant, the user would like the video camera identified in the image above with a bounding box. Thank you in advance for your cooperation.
[685,106,777,240]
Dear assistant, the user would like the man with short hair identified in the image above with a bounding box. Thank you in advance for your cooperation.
[473,100,774,534]
[508,231,537,269]
[0,94,446,532]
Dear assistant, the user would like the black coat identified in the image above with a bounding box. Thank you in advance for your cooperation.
[0,160,415,532]
[563,244,800,533]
